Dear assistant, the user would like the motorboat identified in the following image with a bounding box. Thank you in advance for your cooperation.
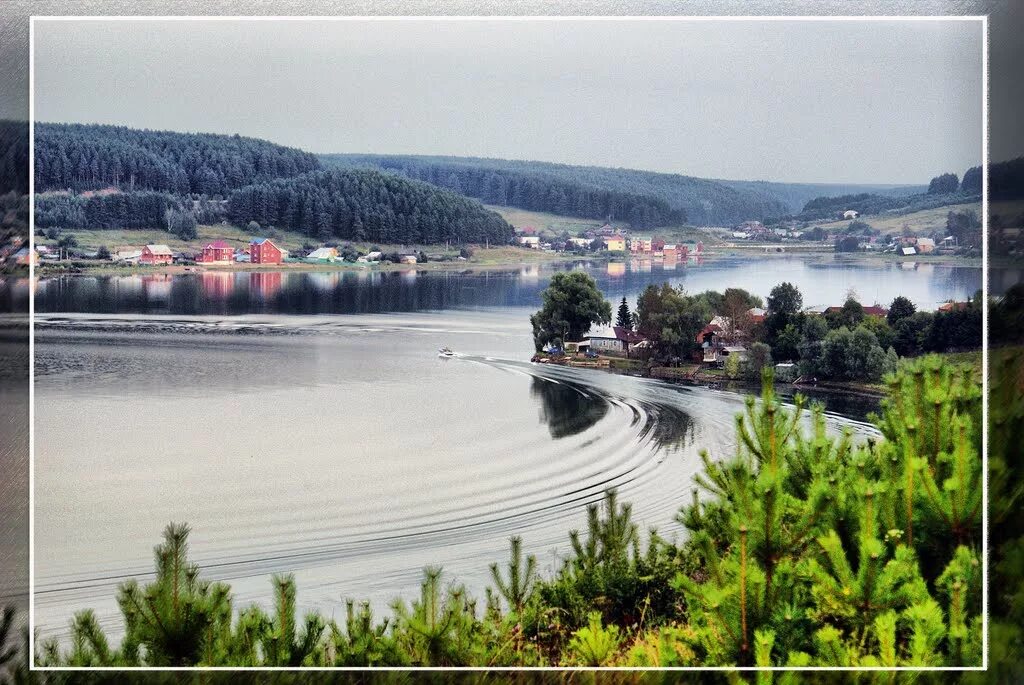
[438,347,454,357]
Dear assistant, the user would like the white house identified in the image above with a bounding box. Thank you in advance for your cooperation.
[518,236,541,249]
[843,210,860,219]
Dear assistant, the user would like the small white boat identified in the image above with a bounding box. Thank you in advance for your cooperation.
[438,347,454,357]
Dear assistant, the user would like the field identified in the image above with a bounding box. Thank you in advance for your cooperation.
[484,205,629,235]
[815,202,981,236]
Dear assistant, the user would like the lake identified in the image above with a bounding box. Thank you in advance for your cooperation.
[18,255,993,641]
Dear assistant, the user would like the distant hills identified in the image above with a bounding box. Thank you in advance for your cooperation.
[320,153,927,227]
[23,123,1005,245]
[31,123,513,245]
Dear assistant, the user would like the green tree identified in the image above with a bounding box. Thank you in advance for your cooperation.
[254,574,326,666]
[887,296,916,326]
[635,283,711,361]
[764,282,803,346]
[615,297,632,330]
[96,244,111,260]
[743,342,772,381]
[826,297,865,329]
[530,272,611,351]
[115,523,233,666]
[490,536,538,615]
[720,287,762,338]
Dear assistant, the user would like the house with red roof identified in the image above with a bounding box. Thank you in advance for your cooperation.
[198,240,234,264]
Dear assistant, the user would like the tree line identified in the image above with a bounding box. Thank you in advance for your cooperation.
[33,123,320,196]
[322,154,684,229]
[321,154,800,226]
[227,168,515,245]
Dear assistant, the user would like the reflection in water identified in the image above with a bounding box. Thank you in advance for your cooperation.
[638,402,696,453]
[531,376,609,438]
[4,256,994,316]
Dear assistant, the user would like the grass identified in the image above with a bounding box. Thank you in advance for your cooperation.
[815,202,981,236]
[485,205,629,236]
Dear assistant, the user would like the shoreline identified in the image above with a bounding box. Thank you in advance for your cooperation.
[28,246,994,278]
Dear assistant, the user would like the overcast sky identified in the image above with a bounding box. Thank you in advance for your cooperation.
[32,18,983,185]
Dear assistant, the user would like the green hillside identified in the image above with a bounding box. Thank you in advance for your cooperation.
[321,153,925,227]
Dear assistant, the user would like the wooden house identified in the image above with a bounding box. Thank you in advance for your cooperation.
[250,238,284,264]
[140,244,173,265]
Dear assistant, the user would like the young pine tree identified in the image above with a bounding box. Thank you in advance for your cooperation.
[115,522,233,666]
[675,369,834,666]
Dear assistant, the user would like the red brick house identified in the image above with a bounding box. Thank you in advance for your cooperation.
[250,238,284,264]
[140,244,173,265]
[198,240,234,264]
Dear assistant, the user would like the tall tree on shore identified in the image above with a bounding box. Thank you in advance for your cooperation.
[615,297,632,330]
[530,272,611,351]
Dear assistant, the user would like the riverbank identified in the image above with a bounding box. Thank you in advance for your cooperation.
[33,246,589,276]
[532,347,985,400]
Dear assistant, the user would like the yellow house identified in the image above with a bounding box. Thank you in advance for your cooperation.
[604,235,626,251]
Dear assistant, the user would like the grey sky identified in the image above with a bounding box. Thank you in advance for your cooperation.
[33,18,983,185]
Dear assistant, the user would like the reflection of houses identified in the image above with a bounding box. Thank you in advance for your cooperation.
[198,240,234,264]
[140,244,173,265]
[583,326,647,356]
[201,271,235,299]
[249,271,283,299]
[606,262,626,277]
[307,272,341,292]
[141,273,172,300]
[250,238,284,264]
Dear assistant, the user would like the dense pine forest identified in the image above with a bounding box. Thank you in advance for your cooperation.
[321,153,686,228]
[227,169,514,245]
[29,125,515,244]
[34,123,320,195]
[322,153,789,226]
[320,154,929,227]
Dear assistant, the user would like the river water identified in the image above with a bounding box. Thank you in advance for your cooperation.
[12,255,993,642]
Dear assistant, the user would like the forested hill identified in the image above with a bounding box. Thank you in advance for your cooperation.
[31,124,514,245]
[323,154,684,228]
[319,154,923,227]
[227,169,514,245]
[34,123,320,195]
[715,179,925,214]
[321,154,766,226]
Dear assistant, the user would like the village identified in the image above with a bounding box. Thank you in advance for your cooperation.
[8,235,425,269]
[511,207,979,259]
[531,296,972,389]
